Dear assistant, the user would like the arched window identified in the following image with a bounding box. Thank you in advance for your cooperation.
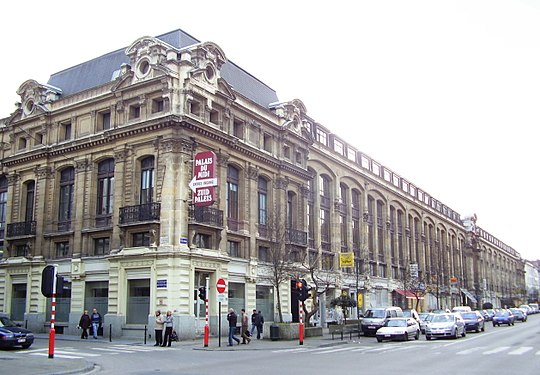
[140,156,155,204]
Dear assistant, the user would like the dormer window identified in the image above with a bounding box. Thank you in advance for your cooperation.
[151,98,164,113]
[18,138,27,150]
[129,105,141,120]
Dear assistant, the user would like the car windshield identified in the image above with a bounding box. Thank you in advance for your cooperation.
[419,313,429,320]
[495,311,508,316]
[461,313,476,319]
[386,319,407,327]
[0,316,15,327]
[365,310,386,318]
[431,315,453,323]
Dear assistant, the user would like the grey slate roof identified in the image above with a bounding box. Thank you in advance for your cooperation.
[46,29,279,108]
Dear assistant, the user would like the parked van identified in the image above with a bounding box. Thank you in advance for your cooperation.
[361,307,403,336]
[452,306,472,313]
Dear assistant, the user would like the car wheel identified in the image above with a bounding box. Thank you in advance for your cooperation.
[453,329,459,339]
[415,330,419,340]
[377,337,382,342]
[462,329,466,337]
[481,325,485,332]
[426,335,431,341]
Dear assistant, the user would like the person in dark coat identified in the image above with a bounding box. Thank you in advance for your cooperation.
[255,310,264,339]
[78,310,91,339]
[90,308,102,339]
[227,308,240,346]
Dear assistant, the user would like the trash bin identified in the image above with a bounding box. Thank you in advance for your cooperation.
[270,323,280,341]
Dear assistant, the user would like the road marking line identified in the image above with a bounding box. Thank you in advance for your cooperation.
[312,347,355,354]
[456,347,483,355]
[91,347,136,353]
[508,347,533,355]
[483,346,510,355]
[350,346,372,352]
[271,348,307,353]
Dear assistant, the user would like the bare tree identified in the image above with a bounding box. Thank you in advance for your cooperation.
[258,206,299,323]
[297,251,337,326]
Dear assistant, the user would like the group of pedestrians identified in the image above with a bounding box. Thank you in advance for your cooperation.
[154,310,175,347]
[78,308,102,339]
[227,308,264,346]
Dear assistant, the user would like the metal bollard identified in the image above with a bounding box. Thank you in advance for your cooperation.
[109,324,112,342]
[144,325,147,344]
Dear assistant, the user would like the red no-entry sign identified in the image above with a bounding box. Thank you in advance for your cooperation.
[216,278,226,294]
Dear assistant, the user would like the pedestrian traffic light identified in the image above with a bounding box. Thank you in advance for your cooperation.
[198,286,206,300]
[55,275,66,297]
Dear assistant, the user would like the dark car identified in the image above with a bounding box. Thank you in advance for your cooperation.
[0,316,34,349]
[460,311,485,332]
[492,310,515,327]
[509,308,527,322]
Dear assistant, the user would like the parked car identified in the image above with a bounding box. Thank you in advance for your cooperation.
[425,313,466,340]
[403,309,420,322]
[492,310,515,326]
[460,311,485,332]
[376,317,420,342]
[528,303,539,314]
[0,316,34,349]
[509,308,527,322]
[484,309,495,321]
[452,306,472,313]
[361,307,404,336]
[519,305,532,316]
[418,312,432,334]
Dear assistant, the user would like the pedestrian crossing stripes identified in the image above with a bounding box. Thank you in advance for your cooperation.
[21,344,165,359]
[272,345,540,357]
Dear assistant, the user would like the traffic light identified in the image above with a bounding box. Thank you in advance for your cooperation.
[41,266,67,298]
[297,279,309,302]
[198,287,206,300]
[41,265,56,297]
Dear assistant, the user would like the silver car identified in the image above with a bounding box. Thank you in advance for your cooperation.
[425,313,466,340]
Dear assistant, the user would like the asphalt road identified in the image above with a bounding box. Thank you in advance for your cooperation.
[1,314,538,375]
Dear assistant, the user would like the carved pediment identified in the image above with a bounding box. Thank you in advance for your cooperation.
[16,79,62,119]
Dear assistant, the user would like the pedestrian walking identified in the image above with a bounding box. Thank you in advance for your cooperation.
[154,310,164,346]
[227,308,240,346]
[250,309,258,336]
[90,308,102,339]
[256,310,264,339]
[162,310,173,347]
[241,308,251,344]
[78,310,91,339]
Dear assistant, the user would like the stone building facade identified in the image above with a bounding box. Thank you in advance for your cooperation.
[0,29,525,338]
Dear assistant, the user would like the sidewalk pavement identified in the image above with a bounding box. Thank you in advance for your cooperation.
[4,329,353,375]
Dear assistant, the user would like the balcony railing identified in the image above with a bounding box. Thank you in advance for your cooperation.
[119,203,161,225]
[7,221,36,238]
[189,206,223,227]
[285,228,307,246]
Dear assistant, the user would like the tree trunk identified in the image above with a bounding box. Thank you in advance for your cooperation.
[276,285,284,323]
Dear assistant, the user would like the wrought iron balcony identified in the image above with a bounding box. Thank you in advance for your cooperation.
[7,221,36,238]
[285,228,308,246]
[119,202,161,225]
[189,206,223,227]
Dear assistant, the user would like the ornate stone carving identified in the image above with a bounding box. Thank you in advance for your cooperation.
[35,166,54,180]
[247,165,259,180]
[275,176,288,190]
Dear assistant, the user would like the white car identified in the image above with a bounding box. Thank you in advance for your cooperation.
[376,317,420,342]
[425,313,466,340]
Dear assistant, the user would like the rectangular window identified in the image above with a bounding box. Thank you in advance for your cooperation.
[316,128,327,146]
[18,138,27,150]
[209,109,219,125]
[132,232,150,247]
[233,119,244,138]
[263,133,272,152]
[56,241,70,258]
[347,148,356,162]
[34,133,44,146]
[334,139,344,155]
[62,122,72,141]
[227,241,240,257]
[283,145,291,159]
[152,98,164,113]
[258,246,269,262]
[194,233,211,248]
[94,237,110,255]
[129,105,141,119]
[99,112,111,131]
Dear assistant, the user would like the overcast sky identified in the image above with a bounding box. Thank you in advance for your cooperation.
[1,1,538,260]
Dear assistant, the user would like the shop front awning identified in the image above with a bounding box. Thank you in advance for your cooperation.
[393,289,424,299]
[460,288,477,303]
